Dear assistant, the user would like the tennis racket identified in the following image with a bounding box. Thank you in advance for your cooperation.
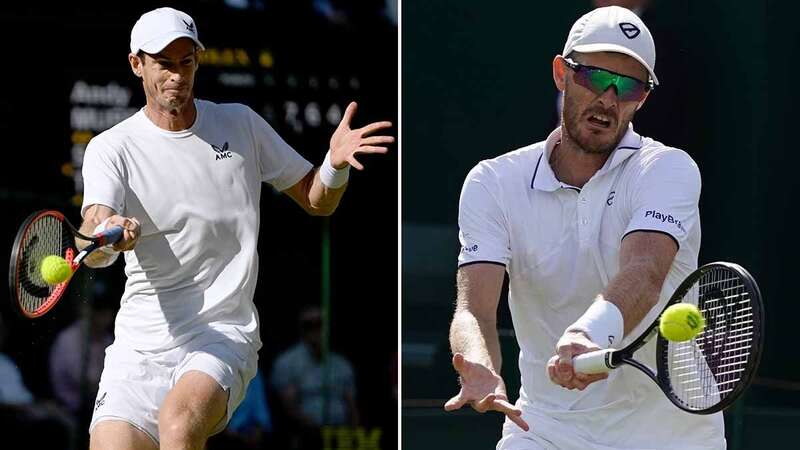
[8,210,124,319]
[573,261,764,414]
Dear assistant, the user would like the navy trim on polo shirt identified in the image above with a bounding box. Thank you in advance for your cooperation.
[621,228,680,250]
[530,154,543,189]
[458,260,507,269]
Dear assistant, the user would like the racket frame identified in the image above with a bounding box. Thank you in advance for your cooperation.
[8,210,124,319]
[573,262,764,415]
[654,262,764,414]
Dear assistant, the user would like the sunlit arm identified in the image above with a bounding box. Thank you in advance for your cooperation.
[283,168,347,216]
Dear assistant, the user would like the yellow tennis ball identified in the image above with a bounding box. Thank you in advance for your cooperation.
[659,303,706,342]
[40,255,72,285]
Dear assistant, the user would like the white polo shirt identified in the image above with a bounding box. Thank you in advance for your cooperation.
[458,125,725,448]
[82,99,313,354]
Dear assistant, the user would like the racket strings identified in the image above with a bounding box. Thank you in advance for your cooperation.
[665,267,754,410]
[16,215,71,314]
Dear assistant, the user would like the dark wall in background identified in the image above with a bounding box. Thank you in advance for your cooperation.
[0,1,397,447]
[403,1,799,448]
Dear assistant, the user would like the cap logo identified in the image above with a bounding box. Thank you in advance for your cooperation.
[182,19,195,33]
[619,22,640,39]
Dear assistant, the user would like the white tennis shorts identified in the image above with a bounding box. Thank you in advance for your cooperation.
[496,409,555,450]
[496,402,726,450]
[497,411,619,450]
[89,338,258,445]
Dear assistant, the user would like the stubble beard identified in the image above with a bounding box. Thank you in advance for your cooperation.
[160,92,192,114]
[146,78,193,115]
[562,89,630,155]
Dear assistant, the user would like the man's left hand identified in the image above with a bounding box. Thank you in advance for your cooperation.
[329,101,394,170]
[547,330,609,390]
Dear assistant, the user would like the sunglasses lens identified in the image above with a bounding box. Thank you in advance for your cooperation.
[571,67,597,92]
[574,66,647,102]
[586,69,616,93]
[613,76,647,102]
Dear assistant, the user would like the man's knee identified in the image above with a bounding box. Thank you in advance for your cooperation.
[158,371,228,447]
[158,400,208,446]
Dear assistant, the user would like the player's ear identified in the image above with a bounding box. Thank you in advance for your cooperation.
[553,55,567,92]
[129,53,143,78]
[636,90,651,111]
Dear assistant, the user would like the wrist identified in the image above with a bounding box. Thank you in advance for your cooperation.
[320,150,350,188]
[567,297,624,349]
[93,217,120,256]
[93,217,112,236]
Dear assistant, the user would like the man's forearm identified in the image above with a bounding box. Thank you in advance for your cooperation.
[450,264,506,372]
[307,168,347,216]
[450,309,502,373]
[602,258,664,335]
[601,232,677,335]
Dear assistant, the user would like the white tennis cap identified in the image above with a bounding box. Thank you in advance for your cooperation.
[562,6,658,85]
[130,7,205,55]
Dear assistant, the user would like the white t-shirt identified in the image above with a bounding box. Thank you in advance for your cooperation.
[458,125,725,448]
[82,99,313,353]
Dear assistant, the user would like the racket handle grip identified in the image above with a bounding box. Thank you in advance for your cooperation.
[95,225,125,246]
[573,349,614,374]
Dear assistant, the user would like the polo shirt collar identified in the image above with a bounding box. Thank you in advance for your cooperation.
[531,124,643,192]
[530,128,568,192]
[598,124,643,175]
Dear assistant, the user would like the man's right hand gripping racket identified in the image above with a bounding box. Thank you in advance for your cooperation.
[573,262,764,414]
[8,210,123,319]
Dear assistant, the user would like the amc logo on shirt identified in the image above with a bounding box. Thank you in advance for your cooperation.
[644,209,686,233]
[211,142,232,160]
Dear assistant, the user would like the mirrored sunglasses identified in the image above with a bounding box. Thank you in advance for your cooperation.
[563,58,653,102]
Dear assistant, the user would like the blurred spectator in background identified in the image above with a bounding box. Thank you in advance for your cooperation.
[49,284,115,417]
[384,0,397,26]
[211,368,274,449]
[0,313,75,448]
[221,0,395,29]
[313,0,351,26]
[271,305,358,448]
[224,0,266,10]
[0,314,33,405]
[312,0,395,27]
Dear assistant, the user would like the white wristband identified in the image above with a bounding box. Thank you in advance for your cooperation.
[319,150,350,188]
[568,298,624,349]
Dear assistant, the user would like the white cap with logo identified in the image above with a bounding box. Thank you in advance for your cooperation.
[130,7,205,55]
[562,6,658,86]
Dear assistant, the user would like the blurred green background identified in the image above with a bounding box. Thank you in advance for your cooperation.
[402,0,799,448]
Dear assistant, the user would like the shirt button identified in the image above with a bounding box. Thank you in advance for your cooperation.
[580,197,587,203]
[582,218,589,225]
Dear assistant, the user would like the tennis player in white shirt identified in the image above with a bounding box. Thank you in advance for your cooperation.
[80,7,393,450]
[445,6,724,449]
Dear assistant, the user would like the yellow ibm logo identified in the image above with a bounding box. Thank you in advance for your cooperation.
[321,426,383,450]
